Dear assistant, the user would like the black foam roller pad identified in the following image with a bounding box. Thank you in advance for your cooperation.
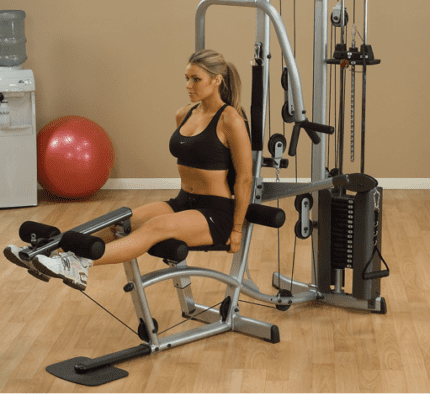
[19,221,61,243]
[246,204,286,228]
[60,231,105,260]
[147,238,189,262]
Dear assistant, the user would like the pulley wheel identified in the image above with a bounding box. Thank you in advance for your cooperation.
[138,318,159,342]
[220,296,232,321]
[281,67,289,91]
[294,193,313,212]
[276,289,293,311]
[331,10,349,27]
[282,102,295,124]
[295,220,313,240]
[268,134,287,157]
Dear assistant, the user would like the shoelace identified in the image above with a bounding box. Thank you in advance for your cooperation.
[60,256,71,269]
[59,252,89,272]
[58,252,73,270]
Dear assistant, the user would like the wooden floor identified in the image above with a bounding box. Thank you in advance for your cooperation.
[1,189,430,393]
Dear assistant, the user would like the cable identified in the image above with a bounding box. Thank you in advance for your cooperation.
[239,299,278,310]
[311,232,317,286]
[290,236,297,293]
[158,301,223,336]
[80,291,139,337]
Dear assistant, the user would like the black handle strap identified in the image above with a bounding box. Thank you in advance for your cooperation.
[362,246,390,280]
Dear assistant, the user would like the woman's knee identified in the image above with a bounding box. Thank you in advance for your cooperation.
[142,214,178,237]
[131,202,174,230]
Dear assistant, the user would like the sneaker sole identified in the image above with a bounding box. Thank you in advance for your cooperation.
[3,247,28,269]
[33,256,86,291]
[28,270,51,283]
[3,247,50,283]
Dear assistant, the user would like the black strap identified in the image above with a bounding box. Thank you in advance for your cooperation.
[178,104,199,128]
[362,246,390,280]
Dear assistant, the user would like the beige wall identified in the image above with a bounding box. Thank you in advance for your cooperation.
[2,0,429,179]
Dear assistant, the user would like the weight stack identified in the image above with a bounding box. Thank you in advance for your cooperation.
[317,187,383,300]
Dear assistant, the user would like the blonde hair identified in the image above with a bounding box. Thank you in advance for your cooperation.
[188,49,244,118]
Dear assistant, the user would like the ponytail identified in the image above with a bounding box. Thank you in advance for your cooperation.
[222,62,245,118]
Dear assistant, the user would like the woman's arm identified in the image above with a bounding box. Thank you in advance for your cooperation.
[221,107,253,253]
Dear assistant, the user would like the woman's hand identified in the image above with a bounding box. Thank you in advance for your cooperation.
[226,230,242,254]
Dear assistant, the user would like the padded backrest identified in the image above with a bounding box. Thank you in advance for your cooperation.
[227,111,251,196]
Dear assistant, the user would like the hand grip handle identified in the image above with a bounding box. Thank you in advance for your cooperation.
[363,270,390,280]
[304,128,321,145]
[288,123,301,157]
[303,121,335,135]
[288,121,334,157]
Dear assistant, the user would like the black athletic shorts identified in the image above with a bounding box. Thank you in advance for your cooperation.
[166,189,235,245]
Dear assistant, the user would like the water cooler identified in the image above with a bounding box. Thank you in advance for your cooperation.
[0,10,37,208]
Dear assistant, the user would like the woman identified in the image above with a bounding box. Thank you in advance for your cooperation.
[5,49,253,291]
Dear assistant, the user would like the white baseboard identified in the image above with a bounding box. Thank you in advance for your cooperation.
[100,178,430,190]
[103,178,182,190]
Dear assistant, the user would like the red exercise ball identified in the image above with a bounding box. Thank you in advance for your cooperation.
[37,116,115,198]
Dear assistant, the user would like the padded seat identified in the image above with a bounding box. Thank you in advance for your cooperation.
[147,203,285,262]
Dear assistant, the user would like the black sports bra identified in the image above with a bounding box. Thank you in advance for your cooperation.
[169,104,231,170]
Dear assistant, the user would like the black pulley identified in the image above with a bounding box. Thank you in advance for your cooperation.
[138,318,159,342]
[220,296,232,322]
[281,67,289,91]
[276,289,293,311]
[282,101,295,124]
[268,134,287,157]
[294,193,313,212]
[294,220,313,239]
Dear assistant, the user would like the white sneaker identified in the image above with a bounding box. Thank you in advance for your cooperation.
[3,245,51,282]
[33,252,93,291]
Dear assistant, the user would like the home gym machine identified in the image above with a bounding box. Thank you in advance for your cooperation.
[10,0,388,386]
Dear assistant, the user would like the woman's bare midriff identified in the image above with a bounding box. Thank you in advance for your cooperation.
[178,164,232,199]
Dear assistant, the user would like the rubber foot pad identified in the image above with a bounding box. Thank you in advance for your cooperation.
[46,357,128,386]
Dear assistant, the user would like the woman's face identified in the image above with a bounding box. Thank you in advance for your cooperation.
[185,63,220,102]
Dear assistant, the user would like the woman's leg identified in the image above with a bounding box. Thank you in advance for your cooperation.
[93,202,176,244]
[93,209,214,266]
[32,206,214,290]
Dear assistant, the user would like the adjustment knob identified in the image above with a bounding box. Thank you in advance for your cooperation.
[123,282,135,293]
